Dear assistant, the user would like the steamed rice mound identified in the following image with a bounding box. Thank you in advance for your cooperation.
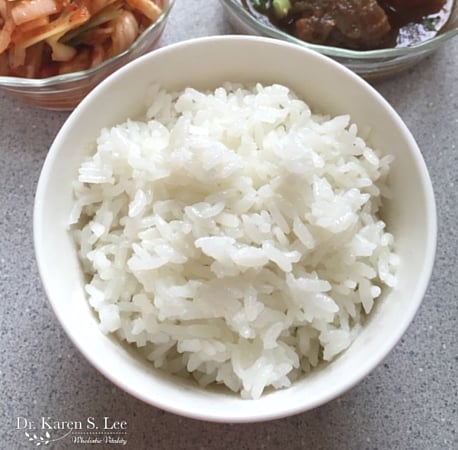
[71,83,399,399]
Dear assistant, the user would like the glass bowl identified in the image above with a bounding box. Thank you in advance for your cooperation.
[0,0,176,110]
[219,0,458,79]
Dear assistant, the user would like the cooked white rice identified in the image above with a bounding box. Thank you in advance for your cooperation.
[71,83,399,399]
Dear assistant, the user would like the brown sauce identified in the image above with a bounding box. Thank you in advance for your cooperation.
[241,0,454,50]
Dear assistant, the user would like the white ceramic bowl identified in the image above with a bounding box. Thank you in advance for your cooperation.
[34,35,437,422]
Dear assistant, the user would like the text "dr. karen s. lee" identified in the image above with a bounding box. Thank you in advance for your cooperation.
[17,416,127,431]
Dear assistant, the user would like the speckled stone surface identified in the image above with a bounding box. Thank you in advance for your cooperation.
[1,1,457,449]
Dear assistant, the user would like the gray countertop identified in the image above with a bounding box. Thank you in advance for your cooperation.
[1,1,457,449]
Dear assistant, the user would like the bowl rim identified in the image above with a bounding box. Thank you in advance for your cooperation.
[219,0,458,59]
[33,35,438,422]
[0,0,176,88]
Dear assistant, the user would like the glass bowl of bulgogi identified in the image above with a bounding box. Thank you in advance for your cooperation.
[0,0,175,110]
[220,0,458,78]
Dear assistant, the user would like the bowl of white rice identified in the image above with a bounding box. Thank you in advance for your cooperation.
[34,35,436,422]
